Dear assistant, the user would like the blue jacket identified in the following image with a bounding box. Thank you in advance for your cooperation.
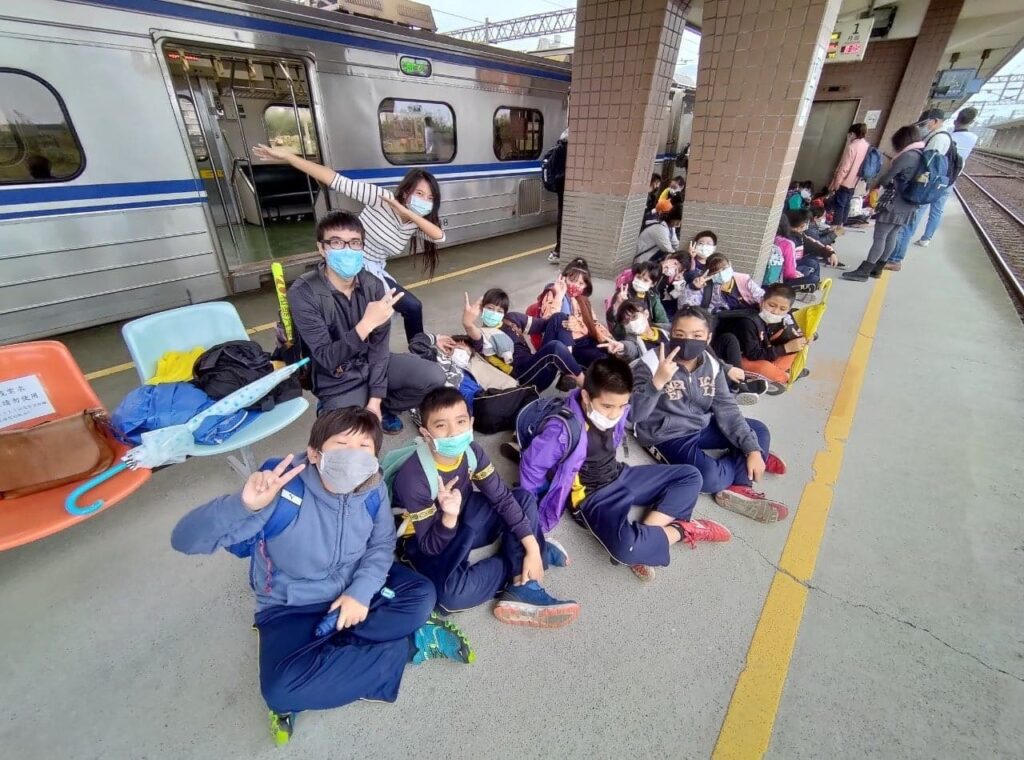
[171,453,395,611]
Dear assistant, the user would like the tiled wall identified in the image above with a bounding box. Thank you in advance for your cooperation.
[562,0,689,277]
[682,0,843,275]
[815,39,916,145]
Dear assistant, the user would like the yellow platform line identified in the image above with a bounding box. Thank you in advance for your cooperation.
[712,272,891,760]
[82,245,549,381]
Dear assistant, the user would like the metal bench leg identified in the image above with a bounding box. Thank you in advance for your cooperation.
[226,445,258,478]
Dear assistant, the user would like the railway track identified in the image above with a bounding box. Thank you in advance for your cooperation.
[954,166,1024,314]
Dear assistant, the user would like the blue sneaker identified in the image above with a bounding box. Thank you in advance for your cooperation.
[381,411,403,435]
[543,538,570,568]
[412,612,475,665]
[493,580,580,629]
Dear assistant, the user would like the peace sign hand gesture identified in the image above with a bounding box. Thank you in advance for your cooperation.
[652,343,681,391]
[241,454,306,512]
[437,476,462,518]
[363,288,406,330]
[463,291,483,326]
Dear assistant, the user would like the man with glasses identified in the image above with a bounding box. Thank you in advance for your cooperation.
[288,211,446,431]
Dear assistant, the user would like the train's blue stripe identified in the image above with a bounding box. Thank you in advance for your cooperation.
[80,0,572,82]
[343,160,540,180]
[0,179,203,205]
[0,196,205,222]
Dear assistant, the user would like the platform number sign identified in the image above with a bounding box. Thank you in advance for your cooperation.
[399,56,431,78]
[0,375,56,429]
[827,18,874,63]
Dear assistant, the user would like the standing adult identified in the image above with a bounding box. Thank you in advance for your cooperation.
[912,107,978,249]
[546,130,569,264]
[827,123,870,227]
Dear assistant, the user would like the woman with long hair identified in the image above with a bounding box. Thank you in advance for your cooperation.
[252,145,444,343]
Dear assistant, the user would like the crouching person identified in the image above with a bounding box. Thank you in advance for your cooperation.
[519,357,730,583]
[171,408,472,745]
[394,388,580,628]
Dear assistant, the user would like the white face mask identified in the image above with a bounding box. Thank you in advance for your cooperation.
[586,406,620,432]
[696,243,715,258]
[451,347,471,370]
[625,316,649,335]
[800,189,812,200]
[759,309,785,325]
[632,279,652,294]
[711,266,734,285]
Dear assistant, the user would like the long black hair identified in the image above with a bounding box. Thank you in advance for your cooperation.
[395,168,442,276]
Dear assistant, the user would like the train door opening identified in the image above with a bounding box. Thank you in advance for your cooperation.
[162,45,326,275]
[793,99,861,191]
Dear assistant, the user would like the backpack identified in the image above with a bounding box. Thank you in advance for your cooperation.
[898,148,949,206]
[472,385,540,435]
[513,397,583,475]
[224,457,381,558]
[859,145,883,181]
[193,341,301,412]
[272,268,336,392]
[938,132,964,185]
[381,440,478,535]
[541,141,567,192]
[762,245,784,287]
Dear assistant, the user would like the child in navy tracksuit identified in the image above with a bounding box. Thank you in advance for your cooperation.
[393,388,579,628]
[171,408,472,744]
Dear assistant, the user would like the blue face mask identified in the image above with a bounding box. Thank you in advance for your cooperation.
[326,248,364,278]
[408,196,434,216]
[432,429,473,458]
[711,266,733,285]
[481,308,503,328]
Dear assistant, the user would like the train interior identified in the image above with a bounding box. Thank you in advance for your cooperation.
[164,46,326,274]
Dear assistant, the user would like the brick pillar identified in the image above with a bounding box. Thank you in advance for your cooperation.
[682,0,842,277]
[562,0,690,278]
[880,0,965,147]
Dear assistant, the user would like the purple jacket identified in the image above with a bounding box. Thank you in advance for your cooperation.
[519,390,629,532]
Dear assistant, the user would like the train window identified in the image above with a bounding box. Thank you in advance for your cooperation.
[493,107,544,161]
[0,69,84,184]
[377,98,455,165]
[176,96,208,162]
[264,104,318,158]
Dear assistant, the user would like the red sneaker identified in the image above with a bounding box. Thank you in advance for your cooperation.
[671,518,732,549]
[765,452,787,475]
[714,486,789,523]
[630,564,656,582]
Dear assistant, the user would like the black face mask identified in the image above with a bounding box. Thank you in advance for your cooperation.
[669,337,706,361]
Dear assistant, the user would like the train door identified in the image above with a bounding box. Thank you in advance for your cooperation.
[161,45,327,278]
[793,99,861,190]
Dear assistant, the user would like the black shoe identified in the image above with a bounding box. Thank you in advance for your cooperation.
[738,377,769,395]
[556,374,577,392]
[500,441,522,463]
[869,261,886,278]
[841,261,873,282]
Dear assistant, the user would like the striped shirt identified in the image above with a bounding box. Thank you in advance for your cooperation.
[329,174,445,280]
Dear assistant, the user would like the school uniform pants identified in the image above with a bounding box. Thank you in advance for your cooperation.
[512,340,582,391]
[382,274,423,346]
[740,353,796,384]
[784,256,821,287]
[575,464,702,567]
[403,489,546,613]
[318,353,446,416]
[255,563,435,714]
[543,317,608,368]
[651,418,771,493]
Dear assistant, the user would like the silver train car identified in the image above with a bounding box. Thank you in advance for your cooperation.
[0,0,572,343]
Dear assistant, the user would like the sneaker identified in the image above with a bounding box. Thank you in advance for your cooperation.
[734,390,760,406]
[382,411,404,435]
[547,250,561,264]
[543,538,571,568]
[734,377,768,405]
[412,612,475,665]
[765,452,787,475]
[268,711,294,746]
[670,518,732,548]
[500,440,522,463]
[630,564,656,582]
[493,580,580,629]
[914,239,930,247]
[713,486,789,523]
[556,373,577,392]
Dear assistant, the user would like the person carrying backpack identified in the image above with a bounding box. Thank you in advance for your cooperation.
[842,125,926,282]
[828,122,872,227]
[912,107,976,249]
[543,129,568,264]
[170,408,474,746]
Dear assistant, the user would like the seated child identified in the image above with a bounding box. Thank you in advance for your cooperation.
[656,252,687,319]
[540,258,615,368]
[636,200,681,262]
[394,388,579,628]
[806,205,837,247]
[785,208,841,271]
[606,260,670,337]
[631,307,791,524]
[463,288,583,392]
[683,230,717,284]
[712,284,808,385]
[614,299,670,362]
[170,408,473,744]
[519,357,731,583]
[682,253,764,313]
[775,215,820,289]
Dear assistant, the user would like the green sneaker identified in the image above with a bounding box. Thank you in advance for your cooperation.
[412,612,475,665]
[268,710,294,746]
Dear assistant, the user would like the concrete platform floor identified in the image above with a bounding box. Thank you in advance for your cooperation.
[1,204,1022,759]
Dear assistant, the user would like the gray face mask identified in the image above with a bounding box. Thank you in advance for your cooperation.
[316,448,378,494]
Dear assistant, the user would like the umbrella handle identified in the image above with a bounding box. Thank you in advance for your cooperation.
[65,462,129,516]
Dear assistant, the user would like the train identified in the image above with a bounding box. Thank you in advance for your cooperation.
[0,0,693,344]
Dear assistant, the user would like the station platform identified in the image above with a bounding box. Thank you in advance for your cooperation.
[1,201,1022,759]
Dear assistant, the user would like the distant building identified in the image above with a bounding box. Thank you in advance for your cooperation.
[986,117,1024,153]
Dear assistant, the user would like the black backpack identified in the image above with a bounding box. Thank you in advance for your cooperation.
[472,386,540,435]
[193,341,301,411]
[541,141,567,192]
[938,131,964,186]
